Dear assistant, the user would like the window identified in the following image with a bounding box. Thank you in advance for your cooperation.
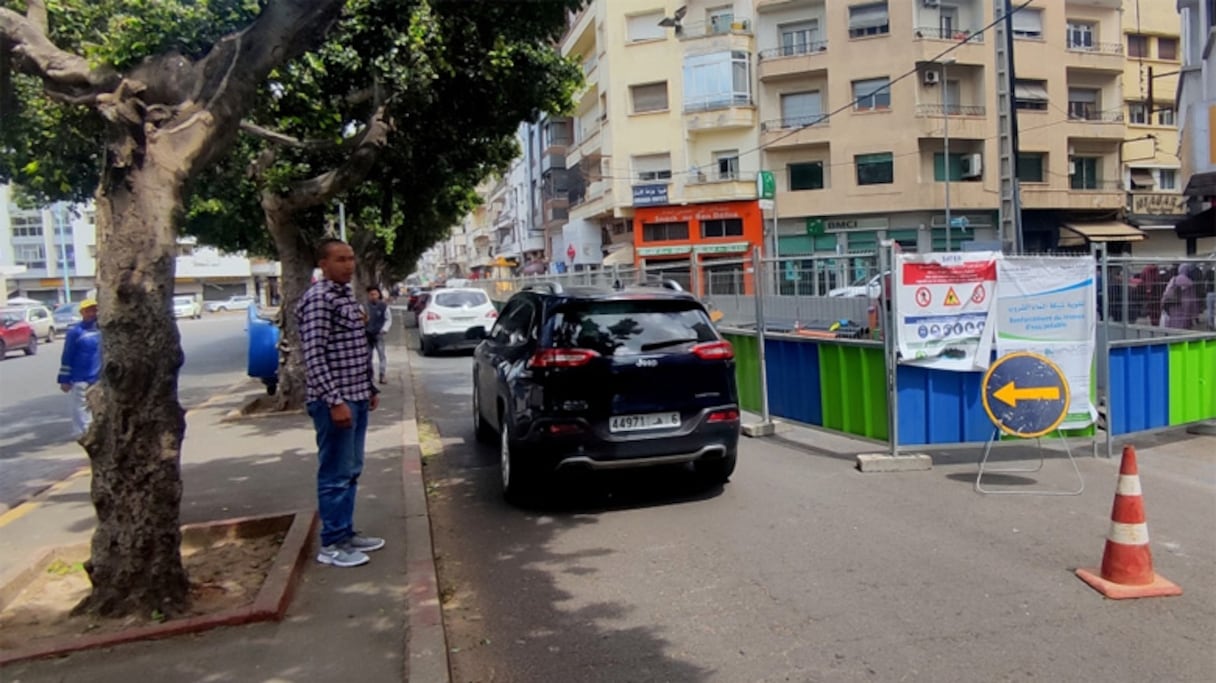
[1017,153,1046,182]
[1129,168,1155,190]
[10,214,43,238]
[683,51,751,112]
[855,152,894,185]
[781,91,823,127]
[1157,37,1178,60]
[434,290,490,308]
[1158,169,1178,190]
[713,150,739,181]
[780,20,821,56]
[1070,157,1100,190]
[852,77,891,111]
[933,153,980,182]
[633,153,672,181]
[1014,80,1048,111]
[1157,106,1176,126]
[1127,34,1149,58]
[1067,22,1095,50]
[789,162,825,190]
[14,244,46,269]
[888,230,918,252]
[550,301,717,358]
[848,3,889,38]
[939,6,959,38]
[630,82,668,113]
[701,218,744,238]
[627,11,666,42]
[1011,9,1043,39]
[1128,102,1148,125]
[1067,88,1099,120]
[707,6,734,35]
[642,222,690,241]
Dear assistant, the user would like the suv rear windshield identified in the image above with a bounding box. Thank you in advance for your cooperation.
[550,301,717,357]
[434,291,489,308]
[173,296,193,304]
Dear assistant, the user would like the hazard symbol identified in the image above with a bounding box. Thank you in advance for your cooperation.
[971,283,986,304]
[915,287,932,307]
[944,287,962,306]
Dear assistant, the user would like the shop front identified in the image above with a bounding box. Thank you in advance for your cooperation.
[633,200,763,296]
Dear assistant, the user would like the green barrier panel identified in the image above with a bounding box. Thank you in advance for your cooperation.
[1169,338,1216,425]
[723,333,761,413]
[819,343,888,440]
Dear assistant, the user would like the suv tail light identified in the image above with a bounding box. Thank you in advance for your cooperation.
[528,348,600,368]
[708,409,740,423]
[692,341,734,361]
[424,311,442,321]
[486,310,498,319]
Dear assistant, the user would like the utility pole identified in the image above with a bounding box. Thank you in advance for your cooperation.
[941,58,956,250]
[993,0,1023,253]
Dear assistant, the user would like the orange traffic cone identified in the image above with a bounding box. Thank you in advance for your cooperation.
[1076,445,1182,599]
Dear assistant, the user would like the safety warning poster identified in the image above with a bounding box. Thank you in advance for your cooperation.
[895,251,1000,371]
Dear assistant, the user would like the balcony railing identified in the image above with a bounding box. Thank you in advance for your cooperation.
[679,17,753,40]
[914,27,984,42]
[1069,179,1123,192]
[1067,42,1123,55]
[683,94,754,113]
[1066,106,1124,123]
[761,115,829,131]
[916,103,987,117]
[758,41,828,60]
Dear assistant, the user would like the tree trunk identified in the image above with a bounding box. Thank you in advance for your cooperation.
[73,151,190,618]
[264,201,315,412]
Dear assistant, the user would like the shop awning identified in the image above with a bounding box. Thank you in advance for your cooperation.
[602,244,635,267]
[1013,82,1048,102]
[1058,222,1147,247]
[1183,170,1216,197]
[1174,207,1215,239]
[1129,169,1155,189]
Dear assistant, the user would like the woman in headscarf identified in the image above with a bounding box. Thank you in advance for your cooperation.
[1160,263,1203,330]
[1135,264,1164,325]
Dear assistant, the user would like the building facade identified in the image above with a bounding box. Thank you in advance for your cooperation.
[1175,0,1216,254]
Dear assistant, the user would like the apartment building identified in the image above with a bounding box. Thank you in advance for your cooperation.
[1121,0,1189,255]
[1175,0,1216,253]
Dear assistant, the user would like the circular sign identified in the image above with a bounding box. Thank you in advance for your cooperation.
[971,283,986,304]
[915,287,932,307]
[981,352,1070,438]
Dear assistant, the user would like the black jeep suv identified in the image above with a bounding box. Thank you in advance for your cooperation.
[471,281,741,502]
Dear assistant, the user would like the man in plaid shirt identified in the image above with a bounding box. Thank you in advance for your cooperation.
[298,238,384,568]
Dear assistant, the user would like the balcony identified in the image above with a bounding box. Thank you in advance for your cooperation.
[680,16,753,40]
[759,117,830,150]
[1020,180,1124,210]
[684,98,757,132]
[682,173,758,204]
[1064,42,1125,72]
[757,42,828,81]
[1063,107,1125,139]
[543,196,569,228]
[566,123,602,167]
[913,26,987,64]
[541,146,568,174]
[914,103,991,138]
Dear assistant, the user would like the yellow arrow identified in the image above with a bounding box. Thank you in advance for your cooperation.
[993,381,1061,408]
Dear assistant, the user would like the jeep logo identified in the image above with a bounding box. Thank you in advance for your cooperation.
[635,358,658,368]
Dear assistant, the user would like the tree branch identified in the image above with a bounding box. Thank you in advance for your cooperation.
[0,7,120,101]
[239,121,339,150]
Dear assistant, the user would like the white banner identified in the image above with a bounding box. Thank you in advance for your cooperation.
[895,251,1000,371]
[994,257,1098,429]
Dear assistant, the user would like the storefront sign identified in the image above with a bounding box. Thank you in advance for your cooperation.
[632,184,669,207]
[756,171,776,200]
[1128,192,1188,216]
[806,218,826,236]
[638,245,693,257]
[819,216,889,232]
[695,242,750,255]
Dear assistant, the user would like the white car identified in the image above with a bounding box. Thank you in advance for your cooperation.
[419,288,497,356]
[205,295,256,313]
[829,273,885,299]
[173,295,202,319]
[1,304,55,342]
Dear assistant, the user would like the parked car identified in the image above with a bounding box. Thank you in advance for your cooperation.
[829,272,885,299]
[205,295,256,313]
[52,302,83,328]
[419,288,498,355]
[1,304,55,342]
[0,310,38,359]
[471,280,741,503]
[173,295,203,319]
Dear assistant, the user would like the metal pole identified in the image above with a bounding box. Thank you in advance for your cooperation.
[749,246,775,435]
[943,61,952,252]
[338,201,347,242]
[880,242,900,457]
[58,207,71,303]
[1098,243,1113,459]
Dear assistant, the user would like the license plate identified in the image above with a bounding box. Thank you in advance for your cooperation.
[609,412,681,433]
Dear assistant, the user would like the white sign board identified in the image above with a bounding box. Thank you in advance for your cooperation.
[895,251,1000,371]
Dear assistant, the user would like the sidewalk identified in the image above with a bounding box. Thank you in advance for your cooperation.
[0,354,442,682]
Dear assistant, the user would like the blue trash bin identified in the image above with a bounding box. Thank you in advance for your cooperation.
[247,304,281,395]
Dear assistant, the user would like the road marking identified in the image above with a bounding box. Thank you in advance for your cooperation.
[0,467,89,529]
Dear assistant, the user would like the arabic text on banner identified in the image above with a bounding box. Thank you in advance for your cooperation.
[895,251,1000,371]
[994,257,1098,429]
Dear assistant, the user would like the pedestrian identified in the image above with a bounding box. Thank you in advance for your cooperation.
[1160,263,1203,330]
[297,238,384,568]
[57,298,101,439]
[365,286,391,384]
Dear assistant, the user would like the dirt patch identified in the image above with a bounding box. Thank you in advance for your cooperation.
[0,531,283,651]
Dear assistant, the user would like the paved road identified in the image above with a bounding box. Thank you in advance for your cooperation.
[0,313,252,512]
[408,340,1216,683]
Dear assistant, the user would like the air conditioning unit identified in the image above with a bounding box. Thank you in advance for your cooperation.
[960,153,983,178]
[923,70,941,85]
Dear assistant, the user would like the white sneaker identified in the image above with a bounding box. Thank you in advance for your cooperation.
[317,544,370,567]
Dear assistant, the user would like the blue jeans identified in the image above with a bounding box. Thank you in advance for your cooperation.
[308,399,369,547]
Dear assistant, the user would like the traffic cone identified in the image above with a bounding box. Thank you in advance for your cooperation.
[1076,445,1182,599]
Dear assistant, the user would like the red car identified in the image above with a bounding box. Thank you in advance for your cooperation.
[0,310,38,359]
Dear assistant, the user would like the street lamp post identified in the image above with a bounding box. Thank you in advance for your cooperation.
[940,58,957,251]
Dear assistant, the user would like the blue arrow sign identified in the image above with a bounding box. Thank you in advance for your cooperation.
[981,352,1070,438]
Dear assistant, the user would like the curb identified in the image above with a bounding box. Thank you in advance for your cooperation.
[400,354,452,683]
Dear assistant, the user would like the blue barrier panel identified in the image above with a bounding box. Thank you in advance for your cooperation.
[897,366,993,446]
[1109,344,1170,435]
[764,337,823,427]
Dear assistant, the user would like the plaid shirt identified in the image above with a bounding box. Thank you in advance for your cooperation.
[297,279,377,406]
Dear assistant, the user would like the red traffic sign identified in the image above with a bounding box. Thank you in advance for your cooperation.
[915,287,932,307]
[971,283,986,304]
